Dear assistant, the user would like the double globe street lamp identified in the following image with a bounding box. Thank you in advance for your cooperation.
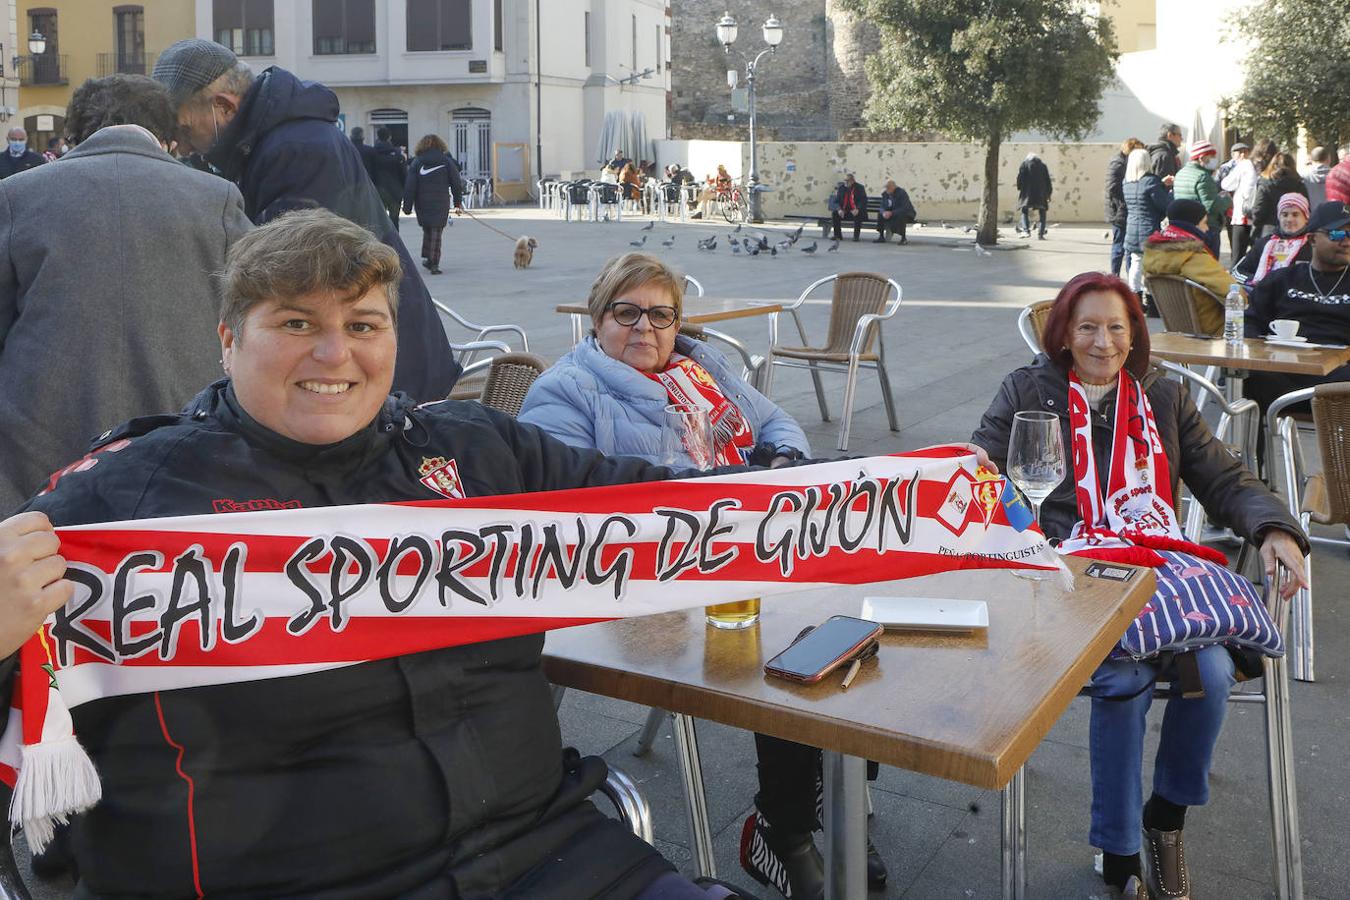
[716,12,783,223]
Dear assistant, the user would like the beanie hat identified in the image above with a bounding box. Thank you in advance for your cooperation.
[1166,199,1207,226]
[152,39,239,106]
[1188,141,1216,161]
[1276,193,1310,218]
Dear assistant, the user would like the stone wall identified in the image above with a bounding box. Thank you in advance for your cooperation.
[656,139,1118,223]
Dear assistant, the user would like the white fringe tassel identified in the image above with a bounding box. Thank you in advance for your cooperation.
[9,736,102,854]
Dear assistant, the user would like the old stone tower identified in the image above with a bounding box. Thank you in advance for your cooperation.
[669,1,885,141]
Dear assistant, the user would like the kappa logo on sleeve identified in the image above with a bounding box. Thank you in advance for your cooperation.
[211,498,304,513]
[418,456,465,499]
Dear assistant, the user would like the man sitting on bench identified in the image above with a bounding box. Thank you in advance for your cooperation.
[875,179,917,245]
[832,173,868,242]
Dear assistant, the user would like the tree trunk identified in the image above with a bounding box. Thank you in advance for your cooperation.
[977,126,1002,246]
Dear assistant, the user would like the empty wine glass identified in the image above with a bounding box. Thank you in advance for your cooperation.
[661,404,714,471]
[1007,410,1066,580]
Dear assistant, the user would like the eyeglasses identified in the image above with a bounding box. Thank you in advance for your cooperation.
[606,301,678,329]
[1323,228,1350,242]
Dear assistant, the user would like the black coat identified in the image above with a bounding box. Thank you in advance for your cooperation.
[1104,152,1128,226]
[1123,174,1171,254]
[0,148,44,179]
[370,139,408,207]
[403,148,465,227]
[878,187,916,223]
[971,357,1303,548]
[833,181,868,219]
[1233,230,1312,285]
[1250,172,1308,237]
[351,136,377,179]
[1016,157,1052,209]
[1147,139,1180,181]
[206,67,459,402]
[16,381,679,898]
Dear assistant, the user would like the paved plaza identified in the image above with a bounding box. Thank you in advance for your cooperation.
[16,207,1349,898]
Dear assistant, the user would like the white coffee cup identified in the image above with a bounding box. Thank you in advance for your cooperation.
[1270,319,1300,340]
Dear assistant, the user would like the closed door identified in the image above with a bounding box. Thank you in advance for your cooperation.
[452,110,491,180]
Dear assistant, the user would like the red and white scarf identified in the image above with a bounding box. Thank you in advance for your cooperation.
[648,355,755,466]
[0,449,1068,849]
[1060,372,1226,569]
[1253,234,1308,283]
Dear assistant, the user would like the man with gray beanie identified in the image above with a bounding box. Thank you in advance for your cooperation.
[152,39,459,401]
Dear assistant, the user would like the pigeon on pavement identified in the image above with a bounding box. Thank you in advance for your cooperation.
[788,224,804,244]
[731,240,742,254]
[733,223,743,233]
[661,235,676,248]
[629,235,647,248]
[642,221,655,231]
[800,241,818,254]
[827,239,840,252]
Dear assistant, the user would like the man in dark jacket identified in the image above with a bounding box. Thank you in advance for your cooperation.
[873,179,916,244]
[348,125,377,176]
[152,39,459,402]
[832,173,868,241]
[0,127,45,179]
[1104,138,1141,275]
[0,209,751,899]
[1016,154,1052,239]
[372,126,409,227]
[1148,123,1183,182]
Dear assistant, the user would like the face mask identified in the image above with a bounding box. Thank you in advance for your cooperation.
[1203,157,1218,171]
[8,141,26,155]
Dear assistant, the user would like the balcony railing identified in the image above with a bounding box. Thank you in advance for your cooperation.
[18,54,67,86]
[97,52,156,77]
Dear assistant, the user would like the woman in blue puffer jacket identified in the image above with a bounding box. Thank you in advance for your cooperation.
[1122,147,1172,300]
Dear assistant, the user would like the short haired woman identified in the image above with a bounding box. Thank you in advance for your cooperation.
[402,133,464,275]
[972,273,1307,899]
[1121,147,1171,302]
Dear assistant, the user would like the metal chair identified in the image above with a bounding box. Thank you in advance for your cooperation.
[476,352,548,417]
[589,182,623,222]
[598,764,656,844]
[1267,382,1350,682]
[432,298,530,373]
[1015,300,1055,356]
[764,273,903,450]
[682,275,768,389]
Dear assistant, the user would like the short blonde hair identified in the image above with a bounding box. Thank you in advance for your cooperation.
[221,208,402,335]
[586,252,684,329]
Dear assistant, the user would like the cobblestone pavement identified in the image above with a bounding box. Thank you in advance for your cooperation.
[16,207,1346,899]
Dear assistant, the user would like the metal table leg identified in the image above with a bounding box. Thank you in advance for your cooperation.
[671,714,717,879]
[570,313,585,346]
[1001,766,1027,900]
[822,750,867,900]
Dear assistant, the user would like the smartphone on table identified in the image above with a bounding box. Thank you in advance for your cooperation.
[764,615,883,684]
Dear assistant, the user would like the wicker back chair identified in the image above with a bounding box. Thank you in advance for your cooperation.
[1304,382,1350,526]
[478,352,548,417]
[765,272,903,449]
[1016,300,1055,354]
[1144,274,1217,335]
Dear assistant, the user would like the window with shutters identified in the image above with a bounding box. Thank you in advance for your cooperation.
[407,0,472,52]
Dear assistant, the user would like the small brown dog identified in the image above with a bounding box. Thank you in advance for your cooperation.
[513,236,538,269]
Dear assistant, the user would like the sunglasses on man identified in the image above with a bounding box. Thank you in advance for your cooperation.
[1322,228,1350,242]
[606,301,679,329]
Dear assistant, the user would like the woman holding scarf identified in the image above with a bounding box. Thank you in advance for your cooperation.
[1142,199,1241,335]
[1233,192,1312,286]
[971,272,1307,900]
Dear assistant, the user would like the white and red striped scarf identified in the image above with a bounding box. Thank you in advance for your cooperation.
[647,355,754,466]
[0,449,1068,849]
[1060,372,1226,569]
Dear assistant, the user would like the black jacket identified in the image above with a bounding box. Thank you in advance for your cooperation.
[1245,261,1350,345]
[1104,152,1128,226]
[371,139,408,207]
[1123,174,1171,254]
[1016,157,1052,208]
[970,357,1303,548]
[404,149,465,227]
[205,67,460,402]
[1250,172,1308,238]
[1148,139,1180,181]
[833,181,868,219]
[0,148,44,179]
[18,381,677,898]
[350,136,377,179]
[1233,230,1312,285]
[878,187,916,223]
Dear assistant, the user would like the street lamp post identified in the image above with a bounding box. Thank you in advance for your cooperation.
[717,12,783,224]
[0,31,49,122]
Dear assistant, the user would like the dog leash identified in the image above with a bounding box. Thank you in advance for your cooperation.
[459,208,522,244]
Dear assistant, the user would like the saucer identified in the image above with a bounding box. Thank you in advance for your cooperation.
[1266,336,1308,347]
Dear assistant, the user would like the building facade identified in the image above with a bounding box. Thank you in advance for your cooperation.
[195,0,669,197]
[15,0,195,151]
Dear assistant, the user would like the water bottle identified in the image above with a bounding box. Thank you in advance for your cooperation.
[1224,284,1245,347]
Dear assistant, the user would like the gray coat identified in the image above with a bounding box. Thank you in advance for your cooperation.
[0,125,251,514]
[971,356,1304,550]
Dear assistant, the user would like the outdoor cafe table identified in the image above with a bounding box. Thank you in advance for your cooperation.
[542,555,1156,900]
[1149,332,1350,399]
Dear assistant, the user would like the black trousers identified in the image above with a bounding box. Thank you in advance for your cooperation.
[754,733,879,833]
[832,210,864,241]
[385,198,401,229]
[1245,363,1350,468]
[1231,224,1253,267]
[421,225,445,267]
[876,214,907,241]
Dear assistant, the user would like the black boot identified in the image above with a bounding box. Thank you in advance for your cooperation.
[740,811,824,900]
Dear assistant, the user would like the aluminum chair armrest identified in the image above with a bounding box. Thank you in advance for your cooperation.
[848,312,885,357]
[1265,387,1317,444]
[1181,277,1226,304]
[1016,306,1041,355]
[432,299,531,352]
[788,273,837,312]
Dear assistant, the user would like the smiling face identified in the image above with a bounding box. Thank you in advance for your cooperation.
[1279,205,1308,234]
[1067,290,1132,385]
[594,281,679,374]
[220,288,397,445]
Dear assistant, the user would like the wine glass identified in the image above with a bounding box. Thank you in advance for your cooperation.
[1007,411,1066,580]
[661,404,714,471]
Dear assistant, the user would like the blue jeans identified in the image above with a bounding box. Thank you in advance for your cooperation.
[1109,223,1126,276]
[1020,206,1047,237]
[1086,644,1235,855]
